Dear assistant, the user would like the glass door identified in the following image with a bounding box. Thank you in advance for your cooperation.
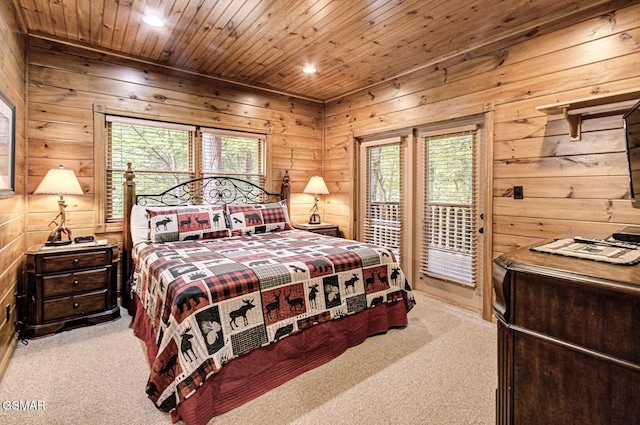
[358,137,405,263]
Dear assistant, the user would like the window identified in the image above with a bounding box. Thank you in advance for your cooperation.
[201,128,265,187]
[105,116,265,222]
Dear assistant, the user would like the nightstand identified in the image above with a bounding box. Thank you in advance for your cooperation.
[22,241,120,338]
[293,223,341,237]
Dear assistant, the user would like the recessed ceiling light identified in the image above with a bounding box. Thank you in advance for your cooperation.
[302,66,317,74]
[143,14,165,27]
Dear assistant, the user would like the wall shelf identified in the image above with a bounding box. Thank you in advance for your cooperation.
[536,90,640,140]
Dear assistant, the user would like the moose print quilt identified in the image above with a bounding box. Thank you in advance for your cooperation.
[132,229,415,412]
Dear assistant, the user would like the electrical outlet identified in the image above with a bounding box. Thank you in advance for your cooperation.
[513,186,524,199]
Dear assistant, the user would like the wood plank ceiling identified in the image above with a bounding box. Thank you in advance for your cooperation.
[12,0,614,102]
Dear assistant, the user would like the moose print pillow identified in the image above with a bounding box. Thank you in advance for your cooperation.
[147,205,229,242]
[226,200,291,236]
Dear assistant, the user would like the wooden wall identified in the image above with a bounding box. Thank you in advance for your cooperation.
[324,2,640,311]
[25,37,323,285]
[0,0,26,380]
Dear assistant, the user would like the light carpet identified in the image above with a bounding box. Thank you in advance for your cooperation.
[0,292,497,425]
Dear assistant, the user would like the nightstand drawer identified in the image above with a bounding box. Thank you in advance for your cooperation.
[317,227,340,237]
[43,291,107,322]
[39,249,111,273]
[41,268,110,298]
[293,223,341,237]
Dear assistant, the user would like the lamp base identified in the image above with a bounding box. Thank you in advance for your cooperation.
[44,224,73,246]
[45,239,73,246]
[308,213,321,225]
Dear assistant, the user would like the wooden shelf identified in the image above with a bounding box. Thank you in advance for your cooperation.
[536,90,640,140]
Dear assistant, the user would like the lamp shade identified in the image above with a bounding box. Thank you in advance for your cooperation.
[34,166,83,195]
[303,176,329,195]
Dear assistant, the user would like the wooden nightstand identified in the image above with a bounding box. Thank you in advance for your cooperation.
[293,223,341,237]
[21,241,120,338]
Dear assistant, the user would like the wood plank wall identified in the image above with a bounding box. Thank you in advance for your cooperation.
[0,0,26,381]
[323,2,640,311]
[24,37,323,286]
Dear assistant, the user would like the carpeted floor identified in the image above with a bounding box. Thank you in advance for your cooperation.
[0,292,497,425]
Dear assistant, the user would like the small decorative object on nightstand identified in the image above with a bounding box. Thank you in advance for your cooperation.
[20,240,120,338]
[293,222,341,237]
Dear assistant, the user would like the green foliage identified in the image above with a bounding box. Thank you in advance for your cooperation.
[108,123,263,219]
[368,144,400,203]
[109,124,190,218]
[427,135,473,204]
[112,125,190,172]
[202,134,261,175]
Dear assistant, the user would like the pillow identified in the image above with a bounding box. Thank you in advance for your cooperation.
[131,205,178,245]
[147,205,229,242]
[226,200,291,236]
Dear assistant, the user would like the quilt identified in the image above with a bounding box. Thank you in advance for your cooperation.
[132,229,415,412]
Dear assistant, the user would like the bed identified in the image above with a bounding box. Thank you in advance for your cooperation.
[121,164,416,425]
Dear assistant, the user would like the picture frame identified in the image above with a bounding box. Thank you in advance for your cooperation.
[0,88,16,195]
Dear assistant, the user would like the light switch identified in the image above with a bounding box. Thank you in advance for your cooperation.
[513,186,523,199]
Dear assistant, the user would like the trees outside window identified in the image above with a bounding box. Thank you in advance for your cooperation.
[106,117,264,221]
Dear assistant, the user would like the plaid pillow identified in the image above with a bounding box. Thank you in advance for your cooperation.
[147,205,229,242]
[227,200,291,236]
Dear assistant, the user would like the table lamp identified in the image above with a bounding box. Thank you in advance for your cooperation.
[303,175,329,224]
[34,165,84,246]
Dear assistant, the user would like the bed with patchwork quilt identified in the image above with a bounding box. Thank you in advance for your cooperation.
[123,167,415,425]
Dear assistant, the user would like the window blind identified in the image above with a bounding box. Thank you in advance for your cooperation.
[106,115,196,131]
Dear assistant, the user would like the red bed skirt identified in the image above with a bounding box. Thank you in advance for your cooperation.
[133,295,409,425]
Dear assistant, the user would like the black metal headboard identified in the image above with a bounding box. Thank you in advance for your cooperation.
[136,176,284,207]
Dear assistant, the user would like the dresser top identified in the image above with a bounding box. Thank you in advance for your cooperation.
[496,242,640,289]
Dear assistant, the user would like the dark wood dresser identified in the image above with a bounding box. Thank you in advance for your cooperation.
[22,241,120,338]
[493,245,640,425]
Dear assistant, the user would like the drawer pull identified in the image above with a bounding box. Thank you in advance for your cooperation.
[73,259,79,265]
[73,302,79,309]
[73,280,79,286]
